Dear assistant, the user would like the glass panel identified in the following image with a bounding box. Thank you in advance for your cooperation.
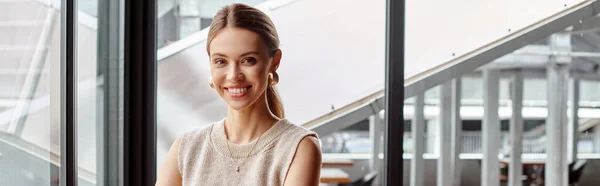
[0,0,61,185]
[402,0,600,184]
[77,0,100,185]
[156,0,387,184]
[79,0,97,17]
[580,80,600,103]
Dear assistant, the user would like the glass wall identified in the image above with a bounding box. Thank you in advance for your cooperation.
[3,0,596,185]
[0,0,61,185]
[0,0,123,185]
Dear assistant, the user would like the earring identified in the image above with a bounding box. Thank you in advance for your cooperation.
[209,77,215,88]
[269,72,279,85]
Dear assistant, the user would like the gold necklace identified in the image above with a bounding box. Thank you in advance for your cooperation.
[225,121,276,172]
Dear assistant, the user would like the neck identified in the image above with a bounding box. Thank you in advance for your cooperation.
[225,93,279,144]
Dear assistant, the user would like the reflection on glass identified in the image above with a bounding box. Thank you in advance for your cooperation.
[0,1,60,185]
[157,0,267,49]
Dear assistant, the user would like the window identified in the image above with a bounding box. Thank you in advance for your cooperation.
[0,1,61,185]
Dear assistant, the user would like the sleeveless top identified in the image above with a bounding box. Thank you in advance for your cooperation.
[178,118,318,186]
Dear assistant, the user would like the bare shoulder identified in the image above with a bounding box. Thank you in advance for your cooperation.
[156,137,183,186]
[284,135,322,186]
[297,136,321,159]
[155,121,217,186]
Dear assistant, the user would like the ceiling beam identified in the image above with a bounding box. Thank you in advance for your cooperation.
[572,15,600,33]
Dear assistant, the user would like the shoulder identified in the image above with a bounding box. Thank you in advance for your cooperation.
[274,119,322,184]
[156,136,183,186]
[281,121,322,185]
[274,119,319,151]
[278,119,318,138]
[295,136,321,163]
[176,120,223,176]
[281,119,320,163]
[179,120,220,145]
[178,120,222,159]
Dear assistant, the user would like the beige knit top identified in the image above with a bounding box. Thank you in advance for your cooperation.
[178,118,318,186]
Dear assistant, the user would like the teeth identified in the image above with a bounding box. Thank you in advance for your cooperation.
[229,87,247,94]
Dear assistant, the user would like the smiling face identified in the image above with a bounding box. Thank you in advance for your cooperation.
[209,27,280,111]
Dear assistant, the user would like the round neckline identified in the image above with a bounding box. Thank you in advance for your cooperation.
[223,119,278,146]
[210,118,291,159]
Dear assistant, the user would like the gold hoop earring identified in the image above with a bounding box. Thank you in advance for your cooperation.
[209,77,215,89]
[269,72,279,85]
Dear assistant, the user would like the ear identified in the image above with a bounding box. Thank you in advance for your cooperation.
[270,49,282,72]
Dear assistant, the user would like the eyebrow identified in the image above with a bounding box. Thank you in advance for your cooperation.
[212,53,227,58]
[240,51,260,57]
[211,51,260,58]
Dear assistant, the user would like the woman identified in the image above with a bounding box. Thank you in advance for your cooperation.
[156,3,322,186]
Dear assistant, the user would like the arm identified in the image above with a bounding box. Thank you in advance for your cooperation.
[284,136,322,186]
[156,137,183,186]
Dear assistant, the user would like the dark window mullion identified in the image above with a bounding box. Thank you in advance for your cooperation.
[124,0,157,185]
[60,0,78,185]
[384,0,405,185]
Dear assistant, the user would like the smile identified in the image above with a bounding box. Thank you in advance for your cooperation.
[225,85,252,97]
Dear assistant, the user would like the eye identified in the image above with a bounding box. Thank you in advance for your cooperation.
[214,59,226,65]
[242,57,257,64]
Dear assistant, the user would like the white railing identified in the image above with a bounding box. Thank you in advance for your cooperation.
[322,131,600,155]
[462,132,484,154]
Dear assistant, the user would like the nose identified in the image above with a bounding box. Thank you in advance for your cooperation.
[226,65,244,81]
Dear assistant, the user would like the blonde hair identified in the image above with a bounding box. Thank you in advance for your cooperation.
[207,3,284,118]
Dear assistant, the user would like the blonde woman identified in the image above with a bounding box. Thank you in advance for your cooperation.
[156,3,322,186]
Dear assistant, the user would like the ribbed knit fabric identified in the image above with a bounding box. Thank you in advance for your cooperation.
[178,118,318,186]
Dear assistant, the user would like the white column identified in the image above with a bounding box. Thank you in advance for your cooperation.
[428,119,437,154]
[546,63,570,186]
[545,33,570,186]
[509,71,523,186]
[450,78,462,186]
[568,78,580,163]
[437,82,452,186]
[411,93,426,186]
[595,126,600,153]
[370,112,383,173]
[482,69,500,186]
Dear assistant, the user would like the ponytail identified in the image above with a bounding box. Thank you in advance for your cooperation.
[266,85,284,119]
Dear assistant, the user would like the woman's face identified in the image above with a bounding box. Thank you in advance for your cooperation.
[208,27,280,111]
